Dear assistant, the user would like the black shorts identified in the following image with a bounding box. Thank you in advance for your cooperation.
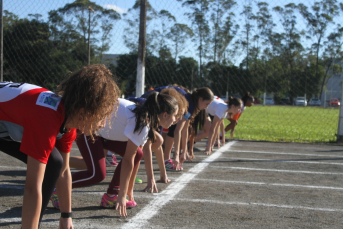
[208,114,214,122]
[167,124,177,138]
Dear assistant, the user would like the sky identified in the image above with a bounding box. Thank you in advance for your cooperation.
[4,0,340,65]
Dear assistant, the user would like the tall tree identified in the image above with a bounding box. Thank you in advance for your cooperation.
[168,23,194,60]
[240,4,254,70]
[209,0,237,63]
[298,0,340,98]
[122,0,156,53]
[252,2,274,59]
[178,0,211,78]
[157,10,176,58]
[321,25,343,95]
[49,0,121,65]
[273,3,304,99]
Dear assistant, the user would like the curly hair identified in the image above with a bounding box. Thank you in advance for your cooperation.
[160,87,188,119]
[132,92,178,143]
[56,64,120,138]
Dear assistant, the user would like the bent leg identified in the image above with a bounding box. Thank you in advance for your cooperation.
[72,134,107,189]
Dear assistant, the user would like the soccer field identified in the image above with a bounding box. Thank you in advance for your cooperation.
[227,105,340,143]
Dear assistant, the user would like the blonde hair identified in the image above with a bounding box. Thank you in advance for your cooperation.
[161,88,188,119]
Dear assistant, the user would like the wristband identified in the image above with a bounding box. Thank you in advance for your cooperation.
[61,212,73,218]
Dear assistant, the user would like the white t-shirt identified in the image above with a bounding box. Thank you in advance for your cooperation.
[206,96,228,119]
[98,98,149,147]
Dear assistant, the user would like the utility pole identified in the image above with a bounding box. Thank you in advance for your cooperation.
[136,0,147,97]
[88,6,94,66]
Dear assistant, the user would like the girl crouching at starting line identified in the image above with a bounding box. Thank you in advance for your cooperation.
[128,87,189,193]
[0,64,117,229]
[51,92,179,217]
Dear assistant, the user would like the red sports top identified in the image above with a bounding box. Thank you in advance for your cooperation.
[0,82,76,164]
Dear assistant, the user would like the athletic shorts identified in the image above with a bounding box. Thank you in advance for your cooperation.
[208,114,214,122]
[167,124,177,138]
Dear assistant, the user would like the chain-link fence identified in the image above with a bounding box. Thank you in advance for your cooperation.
[3,0,343,142]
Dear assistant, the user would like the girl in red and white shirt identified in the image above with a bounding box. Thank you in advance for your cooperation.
[0,64,119,229]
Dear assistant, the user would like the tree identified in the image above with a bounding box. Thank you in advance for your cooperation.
[3,16,64,89]
[209,0,237,63]
[273,3,304,100]
[177,56,199,89]
[179,0,211,78]
[168,23,194,60]
[240,4,254,70]
[252,2,274,59]
[49,0,121,65]
[321,26,343,95]
[122,0,157,53]
[298,0,340,98]
[157,10,176,58]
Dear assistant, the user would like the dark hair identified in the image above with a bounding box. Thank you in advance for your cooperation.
[56,64,120,139]
[132,92,178,142]
[241,92,254,104]
[190,109,206,136]
[190,87,214,122]
[227,96,243,108]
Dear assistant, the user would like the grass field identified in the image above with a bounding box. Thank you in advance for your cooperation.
[224,105,340,143]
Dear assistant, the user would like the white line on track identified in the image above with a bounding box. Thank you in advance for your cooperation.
[196,155,343,166]
[120,141,237,229]
[191,178,343,190]
[172,198,343,213]
[4,175,343,192]
[0,165,26,170]
[226,149,343,158]
[210,166,343,175]
[51,191,343,213]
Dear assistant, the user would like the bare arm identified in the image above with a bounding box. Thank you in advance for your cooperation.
[116,139,138,217]
[142,140,156,192]
[179,120,190,165]
[205,116,222,155]
[22,156,46,229]
[220,120,225,145]
[173,118,187,169]
[56,151,73,229]
[154,145,169,182]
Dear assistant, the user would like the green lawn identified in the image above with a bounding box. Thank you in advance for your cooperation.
[224,105,340,143]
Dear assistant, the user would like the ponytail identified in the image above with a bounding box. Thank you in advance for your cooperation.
[226,96,243,108]
[132,92,178,142]
[191,110,206,136]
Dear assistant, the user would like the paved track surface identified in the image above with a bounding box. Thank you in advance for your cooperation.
[1,140,343,228]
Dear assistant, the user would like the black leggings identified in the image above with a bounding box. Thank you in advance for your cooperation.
[0,138,63,224]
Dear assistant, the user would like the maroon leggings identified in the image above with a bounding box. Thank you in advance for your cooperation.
[72,134,143,195]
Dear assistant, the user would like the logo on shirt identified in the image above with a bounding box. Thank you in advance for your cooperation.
[36,91,61,111]
[184,112,191,120]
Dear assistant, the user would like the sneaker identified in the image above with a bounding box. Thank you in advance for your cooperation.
[135,177,143,184]
[50,189,60,209]
[165,159,183,171]
[105,153,118,167]
[100,193,137,209]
